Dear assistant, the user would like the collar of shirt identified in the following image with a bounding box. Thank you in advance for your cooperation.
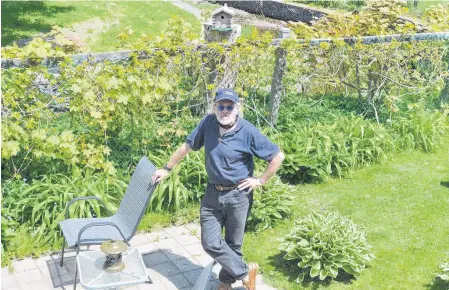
[213,115,244,138]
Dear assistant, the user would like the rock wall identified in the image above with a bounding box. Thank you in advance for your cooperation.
[212,0,328,24]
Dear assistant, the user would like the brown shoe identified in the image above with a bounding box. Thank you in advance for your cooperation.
[242,262,259,290]
[217,282,232,290]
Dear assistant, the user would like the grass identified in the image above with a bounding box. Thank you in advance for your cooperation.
[243,143,449,289]
[406,1,448,16]
[1,1,201,52]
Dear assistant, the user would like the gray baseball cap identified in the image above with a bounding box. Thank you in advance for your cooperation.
[214,88,239,103]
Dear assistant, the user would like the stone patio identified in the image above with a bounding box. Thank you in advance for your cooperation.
[1,223,275,290]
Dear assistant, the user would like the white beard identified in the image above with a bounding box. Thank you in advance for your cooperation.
[217,115,235,126]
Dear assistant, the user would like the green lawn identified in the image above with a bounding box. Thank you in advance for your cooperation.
[1,1,201,52]
[244,144,449,289]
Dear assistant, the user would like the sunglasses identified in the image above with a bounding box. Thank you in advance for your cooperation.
[216,104,235,112]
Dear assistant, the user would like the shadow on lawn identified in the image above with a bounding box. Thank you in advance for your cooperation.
[424,277,449,290]
[268,252,355,289]
[1,1,74,45]
[440,181,449,188]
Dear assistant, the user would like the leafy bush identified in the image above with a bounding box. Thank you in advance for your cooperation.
[279,211,374,282]
[2,170,126,245]
[276,114,394,182]
[246,176,295,232]
[148,149,207,211]
[294,0,365,11]
[437,262,449,281]
[389,105,449,152]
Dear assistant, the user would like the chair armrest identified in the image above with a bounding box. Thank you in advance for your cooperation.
[65,196,112,219]
[76,221,130,254]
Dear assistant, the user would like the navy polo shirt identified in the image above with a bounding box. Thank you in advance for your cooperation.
[186,114,280,185]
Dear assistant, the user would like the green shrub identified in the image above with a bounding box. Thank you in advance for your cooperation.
[276,114,394,182]
[148,149,207,211]
[2,170,126,245]
[294,0,365,11]
[246,176,295,232]
[279,211,374,282]
[437,262,449,281]
[390,106,449,152]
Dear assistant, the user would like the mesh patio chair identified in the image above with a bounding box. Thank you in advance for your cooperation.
[58,156,157,288]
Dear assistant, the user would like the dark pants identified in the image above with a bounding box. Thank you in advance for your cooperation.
[200,183,253,284]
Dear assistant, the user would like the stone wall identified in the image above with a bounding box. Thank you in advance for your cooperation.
[212,0,328,24]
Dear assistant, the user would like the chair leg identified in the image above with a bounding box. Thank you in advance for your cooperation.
[74,260,78,290]
[74,243,80,290]
[60,237,65,267]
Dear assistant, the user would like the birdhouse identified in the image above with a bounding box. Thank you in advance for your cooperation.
[211,4,234,30]
[202,3,240,43]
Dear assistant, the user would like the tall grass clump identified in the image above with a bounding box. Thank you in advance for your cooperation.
[1,170,126,245]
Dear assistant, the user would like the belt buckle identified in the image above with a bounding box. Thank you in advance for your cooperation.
[217,185,223,191]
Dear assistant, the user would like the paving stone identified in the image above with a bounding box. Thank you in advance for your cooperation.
[205,279,219,290]
[1,275,19,289]
[161,274,191,289]
[173,257,202,272]
[1,267,12,276]
[15,269,43,287]
[142,250,169,267]
[257,284,277,290]
[256,273,264,285]
[211,263,221,277]
[136,242,158,254]
[184,223,201,234]
[164,226,189,237]
[193,254,214,267]
[183,243,205,257]
[182,268,203,285]
[137,279,165,289]
[19,281,48,290]
[130,234,150,247]
[173,234,200,247]
[145,231,170,242]
[147,267,165,282]
[33,256,51,269]
[151,261,181,277]
[165,246,192,262]
[12,258,37,272]
[154,237,181,250]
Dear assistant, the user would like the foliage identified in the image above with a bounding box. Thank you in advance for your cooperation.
[293,0,365,11]
[422,2,449,31]
[279,211,374,282]
[1,170,126,245]
[1,26,81,59]
[148,148,207,211]
[276,114,394,182]
[437,262,449,281]
[286,0,449,121]
[246,176,295,232]
[389,104,449,152]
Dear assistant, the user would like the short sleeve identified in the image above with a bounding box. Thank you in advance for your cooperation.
[250,129,280,162]
[186,115,209,151]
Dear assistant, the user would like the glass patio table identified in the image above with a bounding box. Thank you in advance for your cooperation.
[76,248,148,289]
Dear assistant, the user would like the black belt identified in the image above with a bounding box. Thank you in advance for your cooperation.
[210,182,238,191]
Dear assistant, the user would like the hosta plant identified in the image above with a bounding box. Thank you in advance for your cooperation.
[279,211,374,282]
[246,176,295,232]
[437,262,449,281]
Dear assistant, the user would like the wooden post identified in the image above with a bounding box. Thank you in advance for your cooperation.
[202,16,241,112]
[269,28,290,126]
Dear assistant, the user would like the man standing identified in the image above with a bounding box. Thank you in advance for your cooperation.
[152,88,284,290]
